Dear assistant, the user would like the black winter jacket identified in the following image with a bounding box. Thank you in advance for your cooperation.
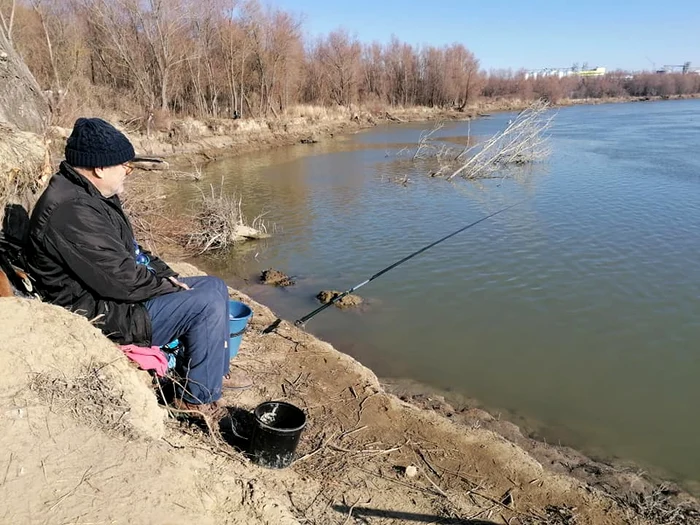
[27,162,179,345]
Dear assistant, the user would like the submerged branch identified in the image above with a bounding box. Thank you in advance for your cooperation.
[407,100,553,182]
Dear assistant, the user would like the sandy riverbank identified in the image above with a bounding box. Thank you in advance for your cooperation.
[1,261,698,524]
[44,105,469,172]
[136,94,700,169]
[39,95,700,175]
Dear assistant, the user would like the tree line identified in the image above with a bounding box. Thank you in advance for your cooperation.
[1,0,699,126]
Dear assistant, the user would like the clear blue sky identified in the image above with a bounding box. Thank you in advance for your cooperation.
[270,0,699,72]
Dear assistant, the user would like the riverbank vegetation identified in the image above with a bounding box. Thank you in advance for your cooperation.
[118,173,269,256]
[0,126,49,222]
[187,181,270,253]
[1,0,699,129]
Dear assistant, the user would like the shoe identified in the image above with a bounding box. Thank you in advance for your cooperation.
[222,369,253,390]
[171,398,227,420]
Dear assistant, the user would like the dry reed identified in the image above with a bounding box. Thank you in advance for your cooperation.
[186,180,268,254]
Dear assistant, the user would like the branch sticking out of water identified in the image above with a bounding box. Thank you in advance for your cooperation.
[448,99,554,180]
[187,179,270,254]
[409,100,554,181]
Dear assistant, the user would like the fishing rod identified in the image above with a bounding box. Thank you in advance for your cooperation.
[262,198,528,334]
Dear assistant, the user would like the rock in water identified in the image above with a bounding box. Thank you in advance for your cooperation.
[316,290,363,309]
[260,268,295,286]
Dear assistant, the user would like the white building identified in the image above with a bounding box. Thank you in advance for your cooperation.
[524,67,606,80]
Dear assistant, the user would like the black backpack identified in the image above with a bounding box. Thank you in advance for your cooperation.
[0,204,38,298]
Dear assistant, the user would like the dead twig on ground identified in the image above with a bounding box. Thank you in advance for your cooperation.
[341,497,362,525]
[411,443,442,479]
[48,466,92,511]
[296,432,339,462]
[29,364,136,438]
[328,442,404,456]
[1,453,14,486]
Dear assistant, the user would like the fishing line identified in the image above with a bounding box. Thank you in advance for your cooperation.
[262,198,529,334]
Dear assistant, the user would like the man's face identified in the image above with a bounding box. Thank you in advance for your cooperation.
[94,163,132,197]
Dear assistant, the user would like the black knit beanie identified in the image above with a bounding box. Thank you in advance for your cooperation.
[65,117,135,168]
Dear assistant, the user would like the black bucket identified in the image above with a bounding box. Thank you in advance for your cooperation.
[249,401,306,469]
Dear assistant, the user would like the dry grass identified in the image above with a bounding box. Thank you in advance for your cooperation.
[121,176,191,255]
[0,167,41,223]
[29,364,137,439]
[186,180,269,254]
[285,104,351,121]
[617,483,700,525]
[122,173,269,256]
[0,125,51,223]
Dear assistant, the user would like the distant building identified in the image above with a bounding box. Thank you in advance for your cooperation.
[656,62,698,74]
[524,66,606,80]
[577,67,606,77]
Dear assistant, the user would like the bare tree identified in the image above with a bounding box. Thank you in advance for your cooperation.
[29,1,60,105]
[447,44,482,110]
[183,0,228,116]
[217,0,249,117]
[385,37,416,106]
[246,4,302,116]
[360,41,386,103]
[420,46,447,107]
[0,0,16,43]
[4,0,699,125]
[140,0,192,111]
[82,0,192,113]
[316,29,361,106]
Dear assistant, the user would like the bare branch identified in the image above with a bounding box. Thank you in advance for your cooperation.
[447,100,553,180]
[403,100,553,182]
[412,121,444,160]
[0,0,16,43]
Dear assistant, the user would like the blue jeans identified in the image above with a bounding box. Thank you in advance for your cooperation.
[145,276,230,404]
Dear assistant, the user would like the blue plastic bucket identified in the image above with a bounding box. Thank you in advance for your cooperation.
[229,300,253,359]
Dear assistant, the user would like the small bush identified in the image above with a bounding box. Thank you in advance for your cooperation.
[187,181,269,254]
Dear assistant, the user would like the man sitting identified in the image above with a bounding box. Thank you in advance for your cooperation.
[27,117,248,418]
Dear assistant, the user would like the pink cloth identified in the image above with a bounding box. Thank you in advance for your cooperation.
[120,344,169,377]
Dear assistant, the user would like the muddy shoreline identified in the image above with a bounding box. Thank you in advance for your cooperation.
[250,283,700,500]
[209,267,700,502]
[212,262,700,523]
[383,377,700,498]
[197,263,700,520]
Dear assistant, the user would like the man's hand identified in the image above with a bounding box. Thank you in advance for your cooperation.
[168,276,191,290]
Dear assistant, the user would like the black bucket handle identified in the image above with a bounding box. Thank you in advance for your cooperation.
[230,326,247,339]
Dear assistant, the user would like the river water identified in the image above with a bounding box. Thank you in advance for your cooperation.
[187,99,700,490]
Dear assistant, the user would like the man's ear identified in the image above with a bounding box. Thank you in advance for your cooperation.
[93,167,106,179]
